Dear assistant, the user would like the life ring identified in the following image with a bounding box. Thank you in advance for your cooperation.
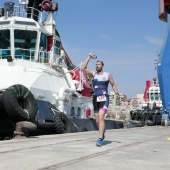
[41,0,52,11]
[2,84,37,122]
[69,70,76,79]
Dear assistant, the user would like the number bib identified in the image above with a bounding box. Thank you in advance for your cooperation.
[97,95,106,102]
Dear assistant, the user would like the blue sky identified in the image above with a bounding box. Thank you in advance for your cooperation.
[0,0,168,98]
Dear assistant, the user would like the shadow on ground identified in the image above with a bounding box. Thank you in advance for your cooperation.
[103,140,121,145]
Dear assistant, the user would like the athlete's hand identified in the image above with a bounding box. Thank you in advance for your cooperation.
[89,53,97,59]
[116,93,120,99]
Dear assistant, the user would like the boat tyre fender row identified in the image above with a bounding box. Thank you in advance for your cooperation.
[2,84,37,122]
[130,110,158,126]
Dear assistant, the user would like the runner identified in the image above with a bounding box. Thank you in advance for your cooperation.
[82,53,120,146]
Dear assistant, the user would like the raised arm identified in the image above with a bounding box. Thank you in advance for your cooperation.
[82,55,95,77]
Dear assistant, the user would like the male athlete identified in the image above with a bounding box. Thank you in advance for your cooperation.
[82,53,120,146]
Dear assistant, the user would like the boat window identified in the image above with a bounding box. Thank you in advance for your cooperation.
[54,40,61,55]
[40,33,47,50]
[155,93,159,100]
[0,29,11,59]
[15,21,36,26]
[0,21,10,25]
[39,32,48,63]
[14,30,37,60]
[147,93,149,101]
[150,93,154,101]
[55,29,60,38]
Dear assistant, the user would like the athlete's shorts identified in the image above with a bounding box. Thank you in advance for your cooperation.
[93,95,109,113]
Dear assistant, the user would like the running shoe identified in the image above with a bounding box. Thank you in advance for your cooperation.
[89,53,97,59]
[96,138,103,147]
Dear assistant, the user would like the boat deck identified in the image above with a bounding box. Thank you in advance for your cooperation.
[0,126,170,170]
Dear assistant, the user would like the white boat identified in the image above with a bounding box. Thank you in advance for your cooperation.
[143,78,162,110]
[130,78,162,126]
[0,0,123,139]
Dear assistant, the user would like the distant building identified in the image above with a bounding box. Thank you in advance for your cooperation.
[136,94,144,100]
[119,93,127,105]
[108,92,144,112]
[128,97,144,110]
[108,91,127,109]
[108,92,116,108]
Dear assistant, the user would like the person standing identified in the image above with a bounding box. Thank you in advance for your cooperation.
[82,53,120,146]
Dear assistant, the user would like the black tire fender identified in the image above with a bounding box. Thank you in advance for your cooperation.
[147,114,156,126]
[3,84,37,121]
[54,112,74,134]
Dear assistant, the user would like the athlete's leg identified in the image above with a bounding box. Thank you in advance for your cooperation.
[98,109,106,139]
[94,113,99,126]
[93,96,99,126]
[94,96,109,146]
[98,96,109,139]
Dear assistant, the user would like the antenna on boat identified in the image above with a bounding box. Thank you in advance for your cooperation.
[19,0,29,10]
[154,51,159,70]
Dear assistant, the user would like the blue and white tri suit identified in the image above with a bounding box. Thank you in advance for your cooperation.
[92,72,109,113]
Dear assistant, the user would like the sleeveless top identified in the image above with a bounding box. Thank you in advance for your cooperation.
[92,72,109,96]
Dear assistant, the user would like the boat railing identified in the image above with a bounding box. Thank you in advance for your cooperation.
[15,48,49,63]
[0,48,48,63]
[0,49,11,59]
[0,47,68,67]
[144,98,162,103]
[12,6,43,24]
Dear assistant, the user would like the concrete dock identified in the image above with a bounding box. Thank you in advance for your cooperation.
[0,126,170,170]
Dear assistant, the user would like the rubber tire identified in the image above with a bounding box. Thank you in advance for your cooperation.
[0,93,6,118]
[134,112,144,127]
[142,113,148,126]
[54,113,74,134]
[3,84,37,121]
[147,114,156,126]
[130,111,135,120]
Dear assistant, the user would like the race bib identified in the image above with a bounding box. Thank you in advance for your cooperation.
[97,95,106,102]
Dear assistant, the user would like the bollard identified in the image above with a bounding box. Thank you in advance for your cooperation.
[13,121,37,139]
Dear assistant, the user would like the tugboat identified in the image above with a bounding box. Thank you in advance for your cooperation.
[0,0,123,140]
[130,78,162,126]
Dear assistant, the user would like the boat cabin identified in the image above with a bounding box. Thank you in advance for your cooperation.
[0,1,61,65]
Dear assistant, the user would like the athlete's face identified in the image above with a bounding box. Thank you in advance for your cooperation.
[96,62,103,72]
